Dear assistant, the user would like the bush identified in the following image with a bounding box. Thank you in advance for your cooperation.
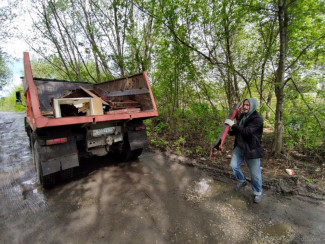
[0,86,25,112]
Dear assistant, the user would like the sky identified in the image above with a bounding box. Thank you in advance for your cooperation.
[0,0,32,97]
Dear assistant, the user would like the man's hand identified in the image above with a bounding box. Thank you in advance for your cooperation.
[225,119,234,127]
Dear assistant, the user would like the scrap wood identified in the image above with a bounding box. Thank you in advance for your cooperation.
[108,100,141,110]
[41,111,54,117]
[106,108,141,114]
[78,102,90,113]
[80,86,109,105]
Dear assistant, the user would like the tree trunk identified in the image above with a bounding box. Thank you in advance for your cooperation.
[272,0,288,155]
[265,84,273,120]
[222,2,238,108]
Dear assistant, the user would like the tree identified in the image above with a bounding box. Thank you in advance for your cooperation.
[0,51,12,90]
[0,1,16,90]
[269,0,325,155]
[29,0,145,82]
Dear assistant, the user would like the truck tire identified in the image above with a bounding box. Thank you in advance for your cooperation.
[25,118,32,149]
[132,148,143,160]
[31,134,36,168]
[34,141,56,189]
[119,142,143,161]
[120,141,133,161]
[60,168,74,182]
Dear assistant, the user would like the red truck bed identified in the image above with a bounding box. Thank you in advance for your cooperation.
[23,52,158,130]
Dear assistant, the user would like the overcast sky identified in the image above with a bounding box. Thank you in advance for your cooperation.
[0,0,32,97]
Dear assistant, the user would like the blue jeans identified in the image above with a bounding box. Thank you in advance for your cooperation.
[230,146,262,195]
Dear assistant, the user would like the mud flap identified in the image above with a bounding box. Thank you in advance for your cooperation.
[39,141,79,176]
[128,130,148,151]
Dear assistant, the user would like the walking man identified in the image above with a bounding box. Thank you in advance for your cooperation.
[225,98,263,203]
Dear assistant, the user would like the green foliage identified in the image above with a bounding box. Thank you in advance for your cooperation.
[149,101,225,156]
[283,85,325,154]
[0,86,25,112]
[31,56,113,82]
[0,51,12,89]
[305,178,313,185]
[173,137,185,147]
[153,121,168,134]
[173,136,186,155]
[195,146,202,154]
[151,138,169,148]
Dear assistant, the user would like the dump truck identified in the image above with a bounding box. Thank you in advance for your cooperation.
[20,52,158,188]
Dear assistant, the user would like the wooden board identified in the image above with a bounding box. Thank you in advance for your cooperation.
[80,86,109,105]
[89,97,103,116]
[53,97,103,118]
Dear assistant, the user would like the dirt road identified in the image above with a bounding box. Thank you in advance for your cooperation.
[1,112,325,243]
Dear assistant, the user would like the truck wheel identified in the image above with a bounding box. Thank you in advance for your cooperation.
[119,144,143,161]
[118,134,143,161]
[31,135,36,168]
[60,168,74,182]
[131,148,143,160]
[24,118,31,149]
[120,141,133,161]
[34,141,56,189]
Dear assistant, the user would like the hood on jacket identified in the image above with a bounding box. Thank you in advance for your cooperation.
[244,98,258,117]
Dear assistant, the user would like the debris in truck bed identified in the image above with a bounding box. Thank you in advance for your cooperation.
[53,97,103,118]
[106,108,141,114]
[79,86,109,105]
[52,86,112,117]
[78,102,90,114]
[61,86,109,106]
[41,111,54,117]
[108,100,141,110]
[60,104,85,117]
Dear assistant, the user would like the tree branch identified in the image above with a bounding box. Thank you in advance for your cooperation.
[287,77,324,131]
[286,35,325,72]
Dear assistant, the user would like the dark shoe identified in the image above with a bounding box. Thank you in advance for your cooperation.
[254,195,262,203]
[234,181,247,191]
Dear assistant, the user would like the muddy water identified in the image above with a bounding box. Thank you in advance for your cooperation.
[1,112,325,243]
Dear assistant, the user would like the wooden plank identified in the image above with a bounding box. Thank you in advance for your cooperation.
[106,108,141,114]
[108,101,141,110]
[106,88,149,97]
[80,86,109,105]
[91,97,104,116]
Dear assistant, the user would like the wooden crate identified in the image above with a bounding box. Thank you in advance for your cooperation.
[53,97,103,118]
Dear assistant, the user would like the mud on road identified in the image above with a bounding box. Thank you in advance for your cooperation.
[1,112,325,243]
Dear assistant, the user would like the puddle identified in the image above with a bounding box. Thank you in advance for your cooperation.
[194,178,228,197]
[265,223,293,237]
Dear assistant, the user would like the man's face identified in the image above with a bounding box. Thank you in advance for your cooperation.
[243,100,250,113]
